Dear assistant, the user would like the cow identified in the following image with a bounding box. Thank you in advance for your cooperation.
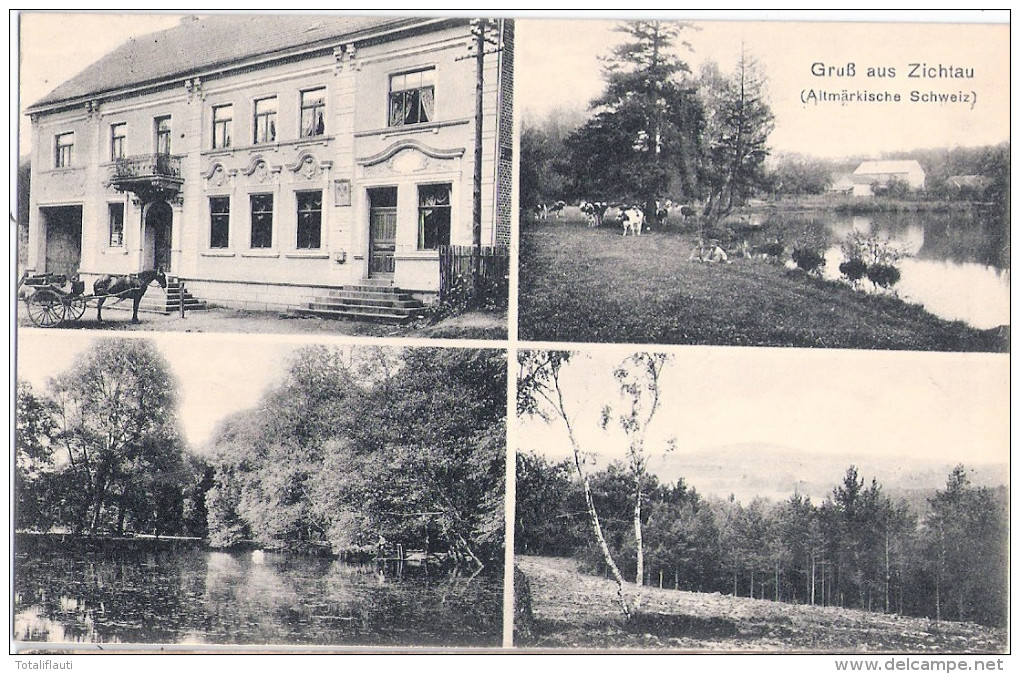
[580,200,609,228]
[548,201,566,219]
[532,204,548,220]
[621,206,644,236]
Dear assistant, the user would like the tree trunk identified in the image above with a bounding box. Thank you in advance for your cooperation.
[634,488,644,586]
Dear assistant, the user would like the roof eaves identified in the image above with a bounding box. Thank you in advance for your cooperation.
[25,15,453,116]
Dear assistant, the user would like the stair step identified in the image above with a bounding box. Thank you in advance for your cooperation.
[290,307,420,323]
[313,296,423,309]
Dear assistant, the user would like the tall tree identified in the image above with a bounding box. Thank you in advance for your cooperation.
[47,338,185,534]
[517,351,631,617]
[599,353,672,585]
[698,47,775,222]
[566,20,701,209]
[15,380,57,530]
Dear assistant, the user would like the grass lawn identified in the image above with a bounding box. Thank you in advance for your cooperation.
[515,555,1006,652]
[518,217,1007,351]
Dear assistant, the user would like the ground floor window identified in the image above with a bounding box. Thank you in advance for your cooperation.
[418,184,451,250]
[108,203,124,247]
[250,194,273,248]
[296,191,322,249]
[209,196,230,249]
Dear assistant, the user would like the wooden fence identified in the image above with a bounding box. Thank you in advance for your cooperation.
[438,245,510,304]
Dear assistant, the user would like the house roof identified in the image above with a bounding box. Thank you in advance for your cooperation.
[946,174,990,188]
[27,14,427,111]
[853,160,924,176]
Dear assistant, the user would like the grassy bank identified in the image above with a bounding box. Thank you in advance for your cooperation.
[515,555,1006,652]
[518,220,1006,351]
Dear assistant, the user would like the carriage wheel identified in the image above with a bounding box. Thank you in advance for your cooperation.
[65,295,87,322]
[26,289,66,328]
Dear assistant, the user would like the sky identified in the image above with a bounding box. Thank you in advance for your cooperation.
[516,346,1009,490]
[516,12,1010,158]
[16,332,301,449]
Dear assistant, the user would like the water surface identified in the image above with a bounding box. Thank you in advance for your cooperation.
[14,539,503,647]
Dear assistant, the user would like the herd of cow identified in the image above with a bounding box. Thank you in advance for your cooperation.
[531,198,788,266]
[531,199,698,236]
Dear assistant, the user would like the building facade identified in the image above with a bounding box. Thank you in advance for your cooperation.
[25,14,513,310]
[850,160,925,197]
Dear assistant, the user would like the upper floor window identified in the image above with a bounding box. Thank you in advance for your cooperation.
[109,203,125,247]
[54,132,74,168]
[389,68,435,127]
[212,105,233,149]
[300,88,326,138]
[110,123,126,161]
[155,116,172,155]
[253,97,277,144]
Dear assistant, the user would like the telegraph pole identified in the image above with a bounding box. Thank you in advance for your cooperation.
[471,19,486,305]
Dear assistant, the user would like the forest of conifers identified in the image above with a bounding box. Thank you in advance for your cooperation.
[516,452,1007,627]
[16,340,507,566]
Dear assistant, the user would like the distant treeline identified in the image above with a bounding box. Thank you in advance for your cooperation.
[516,453,1008,627]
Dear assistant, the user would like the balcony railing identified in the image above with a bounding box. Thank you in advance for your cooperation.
[113,153,183,181]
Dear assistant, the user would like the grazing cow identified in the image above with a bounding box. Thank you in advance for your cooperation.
[548,201,566,219]
[621,206,644,236]
[654,200,671,226]
[679,205,697,219]
[580,200,609,228]
[532,204,548,220]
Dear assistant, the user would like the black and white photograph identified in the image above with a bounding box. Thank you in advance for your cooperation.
[517,17,1009,350]
[14,333,508,647]
[17,12,512,340]
[515,347,1008,651]
[10,8,1013,669]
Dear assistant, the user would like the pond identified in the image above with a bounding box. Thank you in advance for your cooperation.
[762,208,1010,329]
[13,537,504,648]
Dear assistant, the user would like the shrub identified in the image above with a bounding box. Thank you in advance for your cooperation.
[841,230,903,267]
[867,263,901,290]
[838,257,868,285]
[792,248,826,275]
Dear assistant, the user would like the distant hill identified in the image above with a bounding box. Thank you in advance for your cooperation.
[648,443,1008,504]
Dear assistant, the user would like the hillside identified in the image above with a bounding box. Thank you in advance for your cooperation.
[515,555,1006,653]
[648,444,1009,504]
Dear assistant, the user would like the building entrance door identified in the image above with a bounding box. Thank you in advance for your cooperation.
[146,201,173,272]
[367,187,397,278]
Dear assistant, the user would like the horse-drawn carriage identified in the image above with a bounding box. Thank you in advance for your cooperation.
[18,269,167,328]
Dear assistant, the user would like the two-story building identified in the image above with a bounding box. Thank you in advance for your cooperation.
[25,14,513,314]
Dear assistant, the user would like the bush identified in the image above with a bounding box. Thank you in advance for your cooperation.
[792,248,826,275]
[841,230,903,267]
[838,258,868,284]
[427,270,509,321]
[867,264,901,289]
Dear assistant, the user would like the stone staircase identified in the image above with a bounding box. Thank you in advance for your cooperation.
[136,277,208,314]
[291,279,427,323]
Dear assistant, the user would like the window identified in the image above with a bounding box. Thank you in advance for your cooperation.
[253,97,277,144]
[418,184,451,250]
[108,203,124,247]
[296,191,322,249]
[250,194,273,248]
[209,196,230,249]
[389,68,435,127]
[300,88,326,137]
[110,123,126,161]
[54,132,74,168]
[212,105,233,149]
[155,116,172,154]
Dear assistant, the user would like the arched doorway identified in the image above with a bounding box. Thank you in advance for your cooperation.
[145,201,173,272]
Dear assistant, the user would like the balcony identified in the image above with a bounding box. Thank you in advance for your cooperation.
[110,154,184,201]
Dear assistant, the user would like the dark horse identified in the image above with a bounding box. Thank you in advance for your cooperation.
[93,269,167,323]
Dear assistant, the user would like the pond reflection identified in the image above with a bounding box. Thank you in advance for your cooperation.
[770,210,1009,329]
[14,540,503,647]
